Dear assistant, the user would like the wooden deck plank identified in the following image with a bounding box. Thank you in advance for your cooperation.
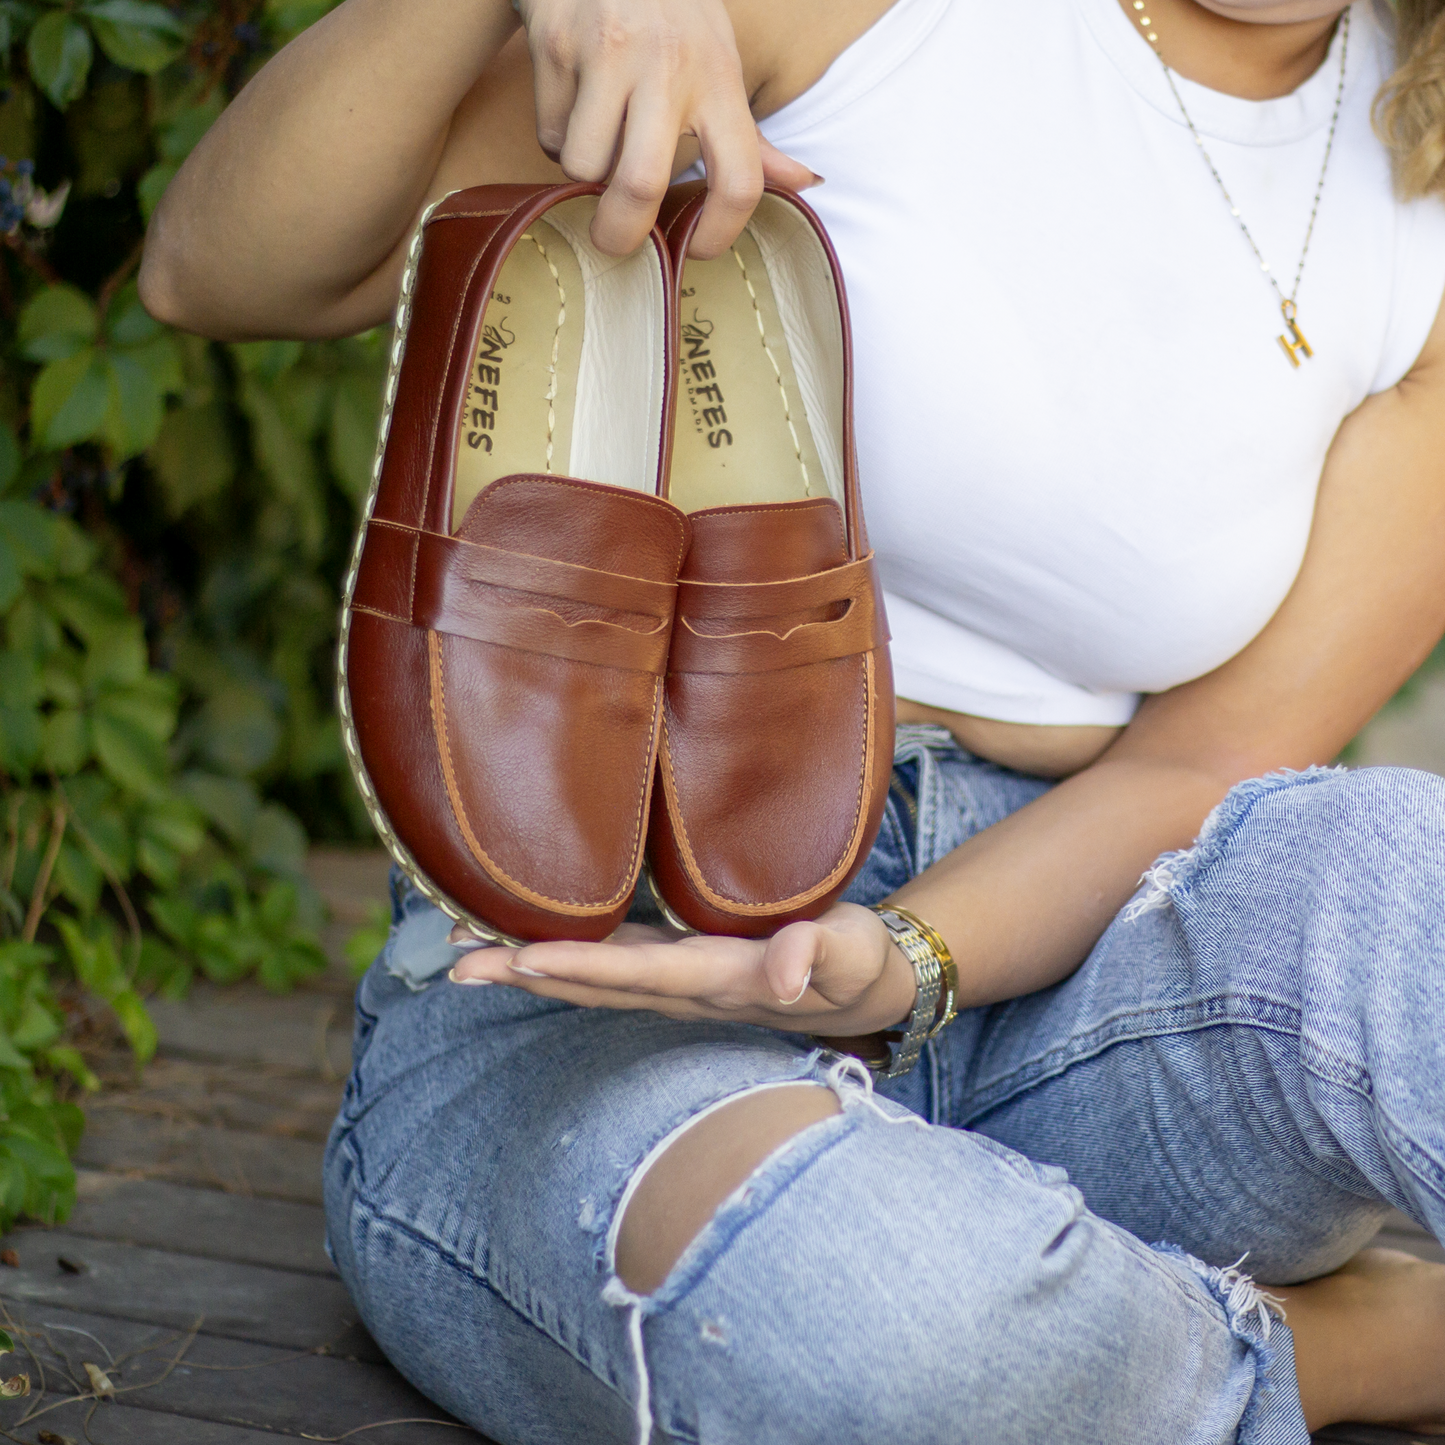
[87,1057,344,1139]
[0,1300,483,1444]
[74,1115,329,1206]
[1314,1428,1440,1444]
[147,985,354,1074]
[65,1174,332,1276]
[305,847,392,925]
[0,1396,307,1443]
[0,1230,379,1361]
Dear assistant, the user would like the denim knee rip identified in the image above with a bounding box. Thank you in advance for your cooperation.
[599,1054,929,1445]
[1124,766,1348,923]
[1151,1244,1292,1444]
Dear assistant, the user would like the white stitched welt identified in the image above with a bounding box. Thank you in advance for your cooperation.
[520,231,567,473]
[732,244,811,497]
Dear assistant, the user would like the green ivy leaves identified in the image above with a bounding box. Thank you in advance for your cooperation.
[149,878,325,993]
[0,509,178,804]
[19,286,93,362]
[22,282,183,457]
[26,2,187,109]
[54,917,156,1060]
[0,0,367,1240]
[27,11,91,110]
[0,939,84,1226]
[84,0,188,72]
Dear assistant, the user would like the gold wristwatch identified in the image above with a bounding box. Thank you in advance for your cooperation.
[868,904,959,1078]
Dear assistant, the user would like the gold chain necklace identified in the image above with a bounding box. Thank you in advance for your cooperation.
[1130,2,1351,368]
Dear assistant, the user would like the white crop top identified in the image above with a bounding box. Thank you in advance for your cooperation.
[742,0,1445,725]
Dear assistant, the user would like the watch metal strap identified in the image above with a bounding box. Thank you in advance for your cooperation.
[890,904,958,1038]
[873,906,943,1078]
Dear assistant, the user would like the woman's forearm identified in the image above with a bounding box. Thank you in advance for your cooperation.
[140,0,519,339]
[892,754,1229,1009]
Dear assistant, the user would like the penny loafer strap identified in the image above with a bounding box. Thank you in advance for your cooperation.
[670,553,889,675]
[392,525,676,675]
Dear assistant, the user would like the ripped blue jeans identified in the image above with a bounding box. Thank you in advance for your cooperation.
[323,724,1445,1445]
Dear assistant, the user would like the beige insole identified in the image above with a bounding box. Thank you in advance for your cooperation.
[453,220,587,531]
[670,228,826,514]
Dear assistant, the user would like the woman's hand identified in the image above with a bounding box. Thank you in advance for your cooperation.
[516,0,818,256]
[449,901,917,1036]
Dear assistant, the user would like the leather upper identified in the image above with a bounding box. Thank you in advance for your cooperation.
[649,184,895,936]
[342,184,688,942]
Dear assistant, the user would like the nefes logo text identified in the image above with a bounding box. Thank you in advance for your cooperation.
[465,307,515,453]
[680,306,732,449]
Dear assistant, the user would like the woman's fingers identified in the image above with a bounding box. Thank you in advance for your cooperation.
[678,77,764,258]
[588,89,686,254]
[450,934,784,1019]
[759,133,820,192]
[762,909,894,1010]
[450,933,778,1013]
[451,961,715,1020]
[757,922,822,1006]
[447,903,901,1030]
[516,933,766,1002]
[529,37,581,160]
[516,0,783,256]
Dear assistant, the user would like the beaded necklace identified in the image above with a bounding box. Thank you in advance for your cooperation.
[1130,2,1351,367]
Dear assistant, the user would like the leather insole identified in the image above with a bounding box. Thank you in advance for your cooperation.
[453,221,587,531]
[670,228,826,514]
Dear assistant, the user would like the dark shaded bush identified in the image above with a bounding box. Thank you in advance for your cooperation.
[0,0,379,1227]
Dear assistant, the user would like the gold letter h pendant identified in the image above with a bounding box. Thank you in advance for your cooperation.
[1278,300,1314,369]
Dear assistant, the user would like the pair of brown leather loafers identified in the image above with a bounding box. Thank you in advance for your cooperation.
[339,180,892,944]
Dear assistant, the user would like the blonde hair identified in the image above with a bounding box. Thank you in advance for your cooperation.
[1375,0,1445,197]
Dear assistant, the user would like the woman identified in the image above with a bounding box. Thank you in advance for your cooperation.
[141,0,1445,1439]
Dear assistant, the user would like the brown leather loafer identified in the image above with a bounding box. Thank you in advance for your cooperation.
[646,182,893,937]
[339,184,689,944]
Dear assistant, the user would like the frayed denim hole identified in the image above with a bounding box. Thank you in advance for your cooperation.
[586,1052,831,1275]
[380,897,472,993]
[824,1051,931,1130]
[1125,765,1348,922]
[642,1108,859,1312]
[1150,1242,1292,1443]
[599,1077,849,1445]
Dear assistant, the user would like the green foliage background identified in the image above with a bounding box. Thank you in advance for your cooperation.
[0,0,380,1230]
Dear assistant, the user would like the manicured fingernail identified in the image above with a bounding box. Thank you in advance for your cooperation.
[778,967,812,1006]
[448,967,492,986]
[509,962,549,978]
[802,172,825,190]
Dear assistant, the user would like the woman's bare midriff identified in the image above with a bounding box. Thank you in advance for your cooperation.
[895,698,1124,779]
